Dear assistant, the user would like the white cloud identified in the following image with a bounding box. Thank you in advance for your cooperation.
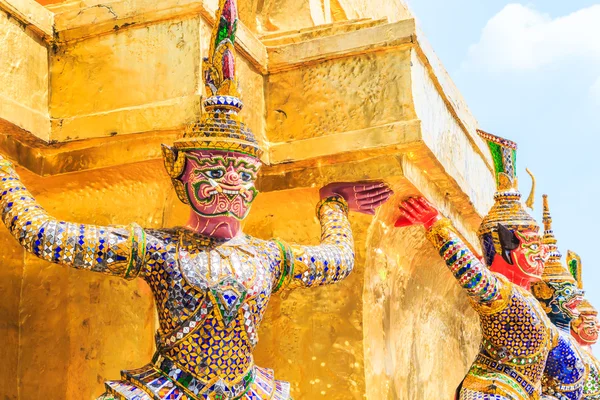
[464,4,600,71]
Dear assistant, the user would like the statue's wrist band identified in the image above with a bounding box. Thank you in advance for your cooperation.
[316,195,349,217]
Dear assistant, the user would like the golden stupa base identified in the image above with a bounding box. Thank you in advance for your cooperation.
[0,0,493,398]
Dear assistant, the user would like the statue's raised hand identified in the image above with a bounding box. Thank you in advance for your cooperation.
[319,181,392,215]
[395,196,441,229]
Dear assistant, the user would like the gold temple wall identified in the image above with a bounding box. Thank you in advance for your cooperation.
[0,6,50,140]
[0,0,495,398]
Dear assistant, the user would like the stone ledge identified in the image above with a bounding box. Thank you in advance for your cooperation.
[413,30,490,168]
[49,0,268,74]
[0,119,176,176]
[0,93,50,142]
[269,120,421,164]
[50,95,203,143]
[0,0,53,41]
[267,18,416,73]
[260,18,387,46]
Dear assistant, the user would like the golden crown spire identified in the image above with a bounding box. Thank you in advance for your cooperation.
[476,130,539,255]
[541,195,575,283]
[202,0,242,109]
[161,0,262,204]
[567,251,595,313]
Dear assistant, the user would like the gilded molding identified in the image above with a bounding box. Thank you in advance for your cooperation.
[0,0,54,41]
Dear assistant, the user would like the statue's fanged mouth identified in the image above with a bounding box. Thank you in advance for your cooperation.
[564,296,583,317]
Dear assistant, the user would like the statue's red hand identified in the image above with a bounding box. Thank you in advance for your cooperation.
[319,181,393,215]
[395,196,441,229]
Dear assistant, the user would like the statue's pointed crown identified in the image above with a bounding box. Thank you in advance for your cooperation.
[477,130,538,243]
[541,195,576,283]
[567,250,596,313]
[171,0,262,158]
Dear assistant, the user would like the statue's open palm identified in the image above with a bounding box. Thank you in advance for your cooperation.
[395,196,441,229]
[319,181,392,215]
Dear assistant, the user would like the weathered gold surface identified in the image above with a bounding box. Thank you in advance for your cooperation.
[363,194,480,399]
[0,6,49,140]
[246,189,373,398]
[0,0,494,398]
[1,162,162,399]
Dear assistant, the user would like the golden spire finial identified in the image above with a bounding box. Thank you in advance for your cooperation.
[542,194,553,234]
[542,194,559,256]
[541,194,575,283]
[202,0,242,111]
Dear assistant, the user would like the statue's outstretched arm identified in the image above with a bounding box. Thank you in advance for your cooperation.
[397,197,502,304]
[0,158,146,279]
[273,195,354,291]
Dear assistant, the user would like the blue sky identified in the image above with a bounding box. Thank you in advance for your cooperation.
[405,1,600,316]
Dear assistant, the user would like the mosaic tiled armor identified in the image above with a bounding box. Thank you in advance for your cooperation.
[426,218,556,400]
[568,251,600,399]
[580,350,600,399]
[532,196,586,400]
[0,158,354,399]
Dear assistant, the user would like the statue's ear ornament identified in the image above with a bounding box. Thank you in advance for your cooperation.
[161,145,186,179]
[497,223,519,265]
[531,281,554,303]
[161,145,189,205]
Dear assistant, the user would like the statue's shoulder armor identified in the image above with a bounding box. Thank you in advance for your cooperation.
[244,235,284,259]
[478,275,554,362]
[145,228,180,242]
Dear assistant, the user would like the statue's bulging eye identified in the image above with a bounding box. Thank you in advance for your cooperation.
[530,244,539,251]
[240,172,253,182]
[205,170,225,179]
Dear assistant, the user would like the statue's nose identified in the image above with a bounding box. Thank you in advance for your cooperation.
[224,169,241,184]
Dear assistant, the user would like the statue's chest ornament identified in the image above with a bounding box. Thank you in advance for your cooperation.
[176,233,269,326]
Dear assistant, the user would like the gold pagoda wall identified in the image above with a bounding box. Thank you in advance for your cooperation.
[0,0,494,398]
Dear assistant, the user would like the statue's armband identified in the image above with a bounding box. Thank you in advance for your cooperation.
[271,238,294,293]
[121,223,147,280]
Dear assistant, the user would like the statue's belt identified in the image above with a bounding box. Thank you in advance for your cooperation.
[475,354,537,396]
[545,376,585,393]
[122,353,255,400]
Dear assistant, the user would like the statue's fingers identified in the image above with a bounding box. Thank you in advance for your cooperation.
[409,197,425,213]
[399,208,418,224]
[360,192,392,205]
[400,201,417,214]
[399,204,417,222]
[365,198,389,210]
[355,187,393,200]
[354,182,387,193]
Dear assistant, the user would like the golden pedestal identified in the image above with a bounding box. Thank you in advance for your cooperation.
[0,0,493,398]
